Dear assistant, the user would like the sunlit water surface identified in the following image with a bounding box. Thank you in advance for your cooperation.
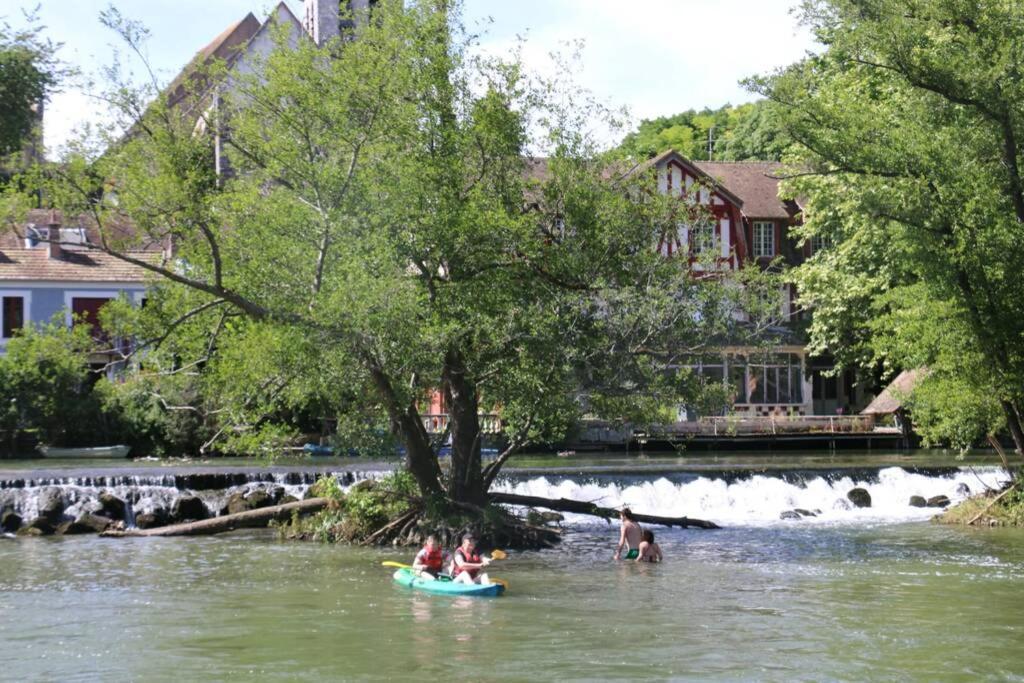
[2,522,1024,681]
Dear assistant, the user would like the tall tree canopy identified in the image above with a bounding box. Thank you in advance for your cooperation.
[12,0,757,507]
[0,12,62,159]
[750,0,1024,451]
[618,100,790,161]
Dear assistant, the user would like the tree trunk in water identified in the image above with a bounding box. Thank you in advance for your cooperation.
[444,347,485,505]
[1000,400,1024,455]
[488,492,721,529]
[367,363,444,498]
[100,498,328,537]
[397,405,446,498]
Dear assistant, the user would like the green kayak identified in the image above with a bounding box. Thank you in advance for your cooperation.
[392,568,505,597]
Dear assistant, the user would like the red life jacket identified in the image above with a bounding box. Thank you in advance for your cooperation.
[418,546,444,573]
[451,547,482,578]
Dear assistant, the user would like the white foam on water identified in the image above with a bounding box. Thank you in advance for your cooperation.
[494,466,1013,527]
[0,471,377,524]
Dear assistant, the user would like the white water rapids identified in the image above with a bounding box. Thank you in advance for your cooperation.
[494,466,1013,527]
[0,466,1012,529]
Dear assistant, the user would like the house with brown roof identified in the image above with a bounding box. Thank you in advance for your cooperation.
[0,209,164,357]
[1,2,373,356]
[643,151,877,419]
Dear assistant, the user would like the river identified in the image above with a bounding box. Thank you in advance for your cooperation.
[1,452,1023,680]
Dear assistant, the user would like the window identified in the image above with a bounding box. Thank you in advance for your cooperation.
[810,234,830,254]
[692,221,716,256]
[69,296,114,343]
[683,354,726,385]
[732,353,804,404]
[24,224,47,249]
[753,221,775,257]
[2,296,25,339]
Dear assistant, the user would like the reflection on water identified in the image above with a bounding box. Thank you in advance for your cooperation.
[2,524,1024,680]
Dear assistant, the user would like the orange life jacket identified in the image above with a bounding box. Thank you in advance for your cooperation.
[451,547,482,578]
[417,546,444,573]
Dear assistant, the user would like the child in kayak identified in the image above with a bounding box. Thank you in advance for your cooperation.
[614,508,643,560]
[450,533,491,585]
[412,534,448,580]
[637,529,663,563]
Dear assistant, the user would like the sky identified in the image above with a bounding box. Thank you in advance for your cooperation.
[3,0,816,157]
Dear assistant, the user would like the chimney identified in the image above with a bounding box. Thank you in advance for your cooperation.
[46,209,62,260]
[340,0,376,32]
[304,0,340,46]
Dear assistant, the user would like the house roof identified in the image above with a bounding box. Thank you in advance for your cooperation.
[0,209,166,252]
[0,248,163,283]
[861,368,928,415]
[166,12,262,111]
[166,2,305,115]
[638,150,747,209]
[693,161,796,220]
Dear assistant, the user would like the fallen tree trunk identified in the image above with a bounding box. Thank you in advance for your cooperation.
[489,492,720,529]
[967,481,1020,526]
[100,498,329,538]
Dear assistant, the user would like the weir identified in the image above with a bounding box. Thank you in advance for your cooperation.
[0,463,1011,533]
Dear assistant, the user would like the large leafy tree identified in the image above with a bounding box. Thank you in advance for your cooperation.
[750,0,1024,451]
[0,11,64,161]
[15,0,749,508]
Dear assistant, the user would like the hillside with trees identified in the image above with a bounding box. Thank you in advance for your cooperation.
[618,100,790,161]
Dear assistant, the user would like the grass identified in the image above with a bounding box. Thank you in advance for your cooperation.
[935,479,1024,527]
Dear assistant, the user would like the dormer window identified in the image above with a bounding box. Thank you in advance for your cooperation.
[24,224,47,249]
[62,226,88,248]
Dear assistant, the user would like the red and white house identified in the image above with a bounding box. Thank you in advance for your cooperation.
[645,150,819,417]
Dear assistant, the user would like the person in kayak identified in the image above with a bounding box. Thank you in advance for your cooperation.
[614,508,643,560]
[636,529,663,563]
[412,534,448,580]
[450,533,491,585]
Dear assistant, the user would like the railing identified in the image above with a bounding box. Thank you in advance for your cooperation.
[655,414,877,437]
[421,413,503,435]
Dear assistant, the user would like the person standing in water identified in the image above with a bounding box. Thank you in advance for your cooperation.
[636,528,663,563]
[614,508,643,560]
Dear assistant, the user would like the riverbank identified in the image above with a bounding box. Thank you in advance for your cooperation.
[935,478,1024,527]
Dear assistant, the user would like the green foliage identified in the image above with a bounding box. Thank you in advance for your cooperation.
[23,0,759,502]
[618,101,790,160]
[903,373,1003,452]
[753,0,1024,448]
[938,477,1024,527]
[0,11,64,159]
[93,372,215,457]
[0,316,104,447]
[339,471,418,539]
[309,473,345,501]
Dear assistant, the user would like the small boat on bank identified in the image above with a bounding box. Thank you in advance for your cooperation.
[391,567,504,597]
[38,445,131,459]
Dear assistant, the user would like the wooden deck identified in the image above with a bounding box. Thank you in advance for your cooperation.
[573,415,908,451]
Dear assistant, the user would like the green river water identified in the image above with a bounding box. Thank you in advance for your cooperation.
[2,523,1024,680]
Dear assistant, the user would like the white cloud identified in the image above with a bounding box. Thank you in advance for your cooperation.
[472,0,816,125]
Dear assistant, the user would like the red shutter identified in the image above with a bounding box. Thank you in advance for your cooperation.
[71,297,112,340]
[2,297,24,338]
